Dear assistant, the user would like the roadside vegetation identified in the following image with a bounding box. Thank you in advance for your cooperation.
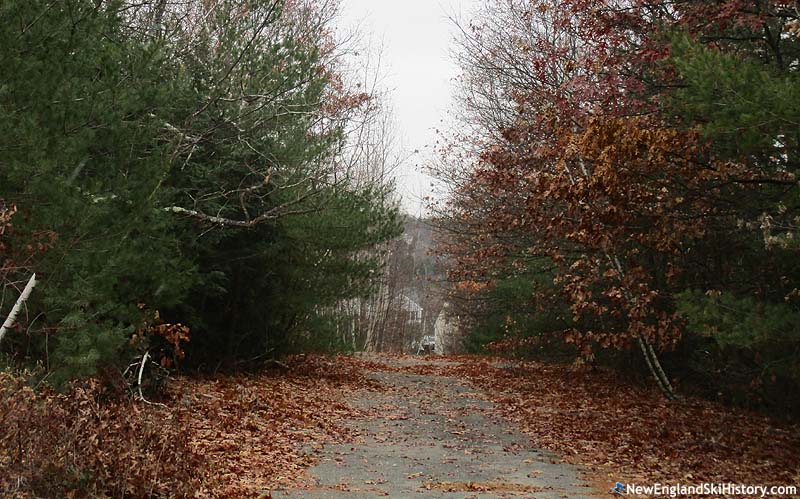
[2,0,799,497]
[0,0,402,382]
[432,0,800,417]
[0,1,400,496]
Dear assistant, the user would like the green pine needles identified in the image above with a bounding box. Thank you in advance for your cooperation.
[0,0,400,384]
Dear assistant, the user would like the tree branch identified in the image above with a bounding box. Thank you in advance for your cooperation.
[0,274,37,345]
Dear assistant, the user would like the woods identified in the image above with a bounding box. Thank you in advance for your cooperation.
[432,0,800,412]
[2,0,799,498]
[0,0,401,381]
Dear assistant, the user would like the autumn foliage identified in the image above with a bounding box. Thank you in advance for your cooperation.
[0,355,373,498]
[0,373,201,498]
[434,0,800,407]
[451,357,800,496]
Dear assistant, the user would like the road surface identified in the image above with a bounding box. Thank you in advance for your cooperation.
[274,357,599,499]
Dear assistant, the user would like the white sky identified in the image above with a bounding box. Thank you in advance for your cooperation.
[336,0,475,215]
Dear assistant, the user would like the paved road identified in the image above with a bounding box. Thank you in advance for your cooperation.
[274,357,598,499]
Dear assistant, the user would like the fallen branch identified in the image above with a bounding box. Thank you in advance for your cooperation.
[0,273,37,345]
[137,351,149,400]
[264,359,290,370]
[136,351,167,408]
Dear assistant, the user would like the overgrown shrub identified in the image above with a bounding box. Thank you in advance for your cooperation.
[671,290,800,414]
[0,372,203,498]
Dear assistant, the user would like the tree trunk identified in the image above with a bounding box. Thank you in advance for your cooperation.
[638,335,677,400]
[0,273,37,345]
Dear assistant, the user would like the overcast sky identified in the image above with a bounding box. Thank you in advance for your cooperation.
[336,0,475,215]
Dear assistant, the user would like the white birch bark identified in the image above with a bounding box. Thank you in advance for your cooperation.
[0,273,37,344]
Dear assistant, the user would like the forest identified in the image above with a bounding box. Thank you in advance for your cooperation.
[432,0,800,412]
[1,0,799,498]
[0,0,404,379]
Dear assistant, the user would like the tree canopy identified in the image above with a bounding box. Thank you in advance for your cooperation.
[433,0,800,409]
[0,0,401,382]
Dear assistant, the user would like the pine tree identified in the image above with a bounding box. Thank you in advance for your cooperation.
[0,0,401,381]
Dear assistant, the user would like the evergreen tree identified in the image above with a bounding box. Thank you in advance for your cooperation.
[0,0,401,381]
[666,30,800,400]
[0,0,196,382]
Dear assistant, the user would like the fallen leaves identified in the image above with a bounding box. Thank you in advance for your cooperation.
[444,357,800,497]
[421,480,544,494]
[7,354,796,499]
[1,355,378,499]
[0,374,202,498]
[170,355,377,497]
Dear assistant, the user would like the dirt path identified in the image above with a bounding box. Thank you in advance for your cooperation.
[274,356,599,499]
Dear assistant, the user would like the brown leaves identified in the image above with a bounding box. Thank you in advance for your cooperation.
[1,355,375,499]
[450,357,800,496]
[421,480,543,493]
[0,373,202,499]
[435,0,790,362]
[169,355,375,497]
[0,202,15,237]
[441,115,722,356]
[130,308,192,369]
